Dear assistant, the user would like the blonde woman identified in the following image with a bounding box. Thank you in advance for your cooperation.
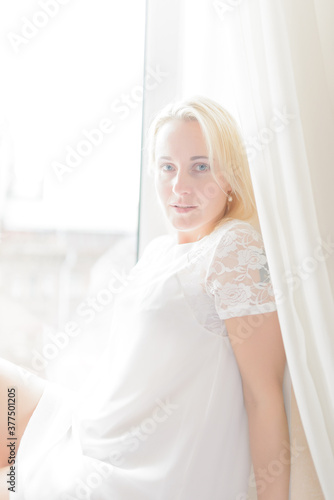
[0,96,290,500]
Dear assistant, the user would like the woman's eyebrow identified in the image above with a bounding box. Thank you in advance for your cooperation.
[157,155,209,160]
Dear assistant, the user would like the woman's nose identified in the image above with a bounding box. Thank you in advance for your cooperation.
[172,170,191,195]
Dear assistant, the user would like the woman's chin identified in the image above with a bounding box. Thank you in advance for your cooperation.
[168,219,197,231]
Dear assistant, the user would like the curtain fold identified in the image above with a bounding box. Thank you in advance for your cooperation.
[220,3,334,497]
[140,0,334,496]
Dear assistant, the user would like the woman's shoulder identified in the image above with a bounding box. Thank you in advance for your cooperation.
[180,219,263,271]
[213,218,262,238]
[208,218,263,252]
[209,218,265,258]
[205,220,276,319]
[199,218,263,255]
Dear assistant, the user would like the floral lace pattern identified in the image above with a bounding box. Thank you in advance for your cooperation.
[177,220,277,337]
[204,222,277,320]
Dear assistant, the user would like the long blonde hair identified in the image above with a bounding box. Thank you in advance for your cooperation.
[145,95,259,231]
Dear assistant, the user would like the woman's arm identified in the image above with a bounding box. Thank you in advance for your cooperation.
[225,310,290,500]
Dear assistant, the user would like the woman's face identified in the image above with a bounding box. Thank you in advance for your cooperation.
[154,119,231,244]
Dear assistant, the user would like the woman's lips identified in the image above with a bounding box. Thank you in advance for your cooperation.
[170,205,197,213]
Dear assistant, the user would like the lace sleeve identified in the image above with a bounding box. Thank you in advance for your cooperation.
[205,222,277,320]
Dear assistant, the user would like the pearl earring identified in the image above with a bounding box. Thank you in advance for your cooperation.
[221,189,233,202]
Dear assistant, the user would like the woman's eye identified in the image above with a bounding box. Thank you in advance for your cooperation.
[158,163,209,172]
[195,163,209,172]
[161,164,173,171]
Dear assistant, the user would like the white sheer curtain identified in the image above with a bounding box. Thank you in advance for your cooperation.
[212,2,334,498]
[139,0,334,497]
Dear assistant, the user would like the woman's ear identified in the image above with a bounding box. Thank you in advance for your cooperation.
[221,178,232,194]
[214,170,232,192]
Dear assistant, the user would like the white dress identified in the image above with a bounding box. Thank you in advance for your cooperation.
[12,218,287,500]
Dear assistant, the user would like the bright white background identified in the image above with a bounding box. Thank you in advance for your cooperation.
[0,0,146,233]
